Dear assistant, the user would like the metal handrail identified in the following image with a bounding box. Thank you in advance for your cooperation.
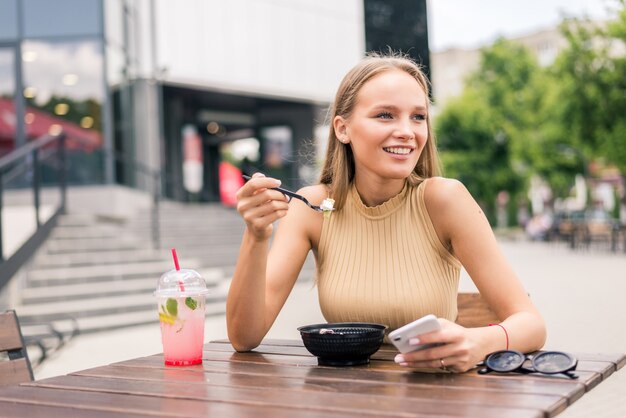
[0,133,66,292]
[0,134,60,168]
[0,131,168,293]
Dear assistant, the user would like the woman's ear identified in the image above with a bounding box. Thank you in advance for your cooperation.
[333,115,349,143]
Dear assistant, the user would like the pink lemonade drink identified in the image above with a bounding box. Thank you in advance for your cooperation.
[155,266,210,366]
[158,296,206,366]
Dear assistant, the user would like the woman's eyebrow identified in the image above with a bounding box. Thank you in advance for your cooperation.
[370,104,428,111]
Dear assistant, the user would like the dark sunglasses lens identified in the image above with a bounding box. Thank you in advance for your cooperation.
[533,352,576,374]
[487,350,525,372]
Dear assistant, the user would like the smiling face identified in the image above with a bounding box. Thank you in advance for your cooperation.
[333,69,429,187]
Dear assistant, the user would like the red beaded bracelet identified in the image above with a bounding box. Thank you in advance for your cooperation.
[489,323,509,350]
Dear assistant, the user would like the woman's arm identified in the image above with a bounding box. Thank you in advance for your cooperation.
[397,177,546,372]
[226,174,320,351]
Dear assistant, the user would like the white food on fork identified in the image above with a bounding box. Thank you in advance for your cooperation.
[320,198,335,212]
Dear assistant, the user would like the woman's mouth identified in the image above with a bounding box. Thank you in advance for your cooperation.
[383,147,413,155]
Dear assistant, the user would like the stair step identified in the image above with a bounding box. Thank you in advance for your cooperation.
[27,267,223,288]
[45,238,143,253]
[50,227,123,240]
[21,274,224,303]
[34,249,166,268]
[129,224,243,234]
[21,302,226,337]
[55,214,100,227]
[15,196,249,337]
[127,227,241,235]
[15,289,227,320]
[27,259,206,283]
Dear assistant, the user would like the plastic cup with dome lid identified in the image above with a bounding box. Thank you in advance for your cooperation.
[155,248,210,366]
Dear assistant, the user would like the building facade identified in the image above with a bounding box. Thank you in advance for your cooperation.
[1,0,433,202]
[0,0,366,201]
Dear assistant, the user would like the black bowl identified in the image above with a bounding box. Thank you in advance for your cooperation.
[297,322,387,366]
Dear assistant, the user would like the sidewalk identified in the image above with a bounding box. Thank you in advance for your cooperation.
[34,239,626,417]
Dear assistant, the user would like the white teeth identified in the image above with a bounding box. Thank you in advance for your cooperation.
[384,147,412,155]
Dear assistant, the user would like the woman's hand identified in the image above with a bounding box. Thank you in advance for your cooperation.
[236,173,290,241]
[393,319,485,373]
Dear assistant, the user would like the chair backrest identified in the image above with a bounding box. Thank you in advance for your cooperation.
[456,293,500,328]
[0,310,34,386]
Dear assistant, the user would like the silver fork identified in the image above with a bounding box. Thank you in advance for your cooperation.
[243,175,324,212]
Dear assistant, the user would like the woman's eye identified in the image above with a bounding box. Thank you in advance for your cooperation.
[413,114,426,121]
[376,112,393,119]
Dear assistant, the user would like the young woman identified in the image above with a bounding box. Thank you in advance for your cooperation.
[227,52,546,372]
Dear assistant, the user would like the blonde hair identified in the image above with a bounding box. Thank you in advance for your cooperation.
[318,52,441,210]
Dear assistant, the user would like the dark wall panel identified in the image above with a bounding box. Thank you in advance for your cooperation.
[363,0,430,81]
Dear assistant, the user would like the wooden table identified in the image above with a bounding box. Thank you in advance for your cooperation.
[0,339,623,417]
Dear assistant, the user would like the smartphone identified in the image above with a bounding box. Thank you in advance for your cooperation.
[388,314,442,354]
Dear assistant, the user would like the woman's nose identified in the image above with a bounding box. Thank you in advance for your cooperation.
[394,119,415,140]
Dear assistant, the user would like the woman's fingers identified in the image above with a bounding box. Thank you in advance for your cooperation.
[243,200,289,223]
[235,173,290,239]
[238,188,289,220]
[394,320,476,372]
[241,173,281,195]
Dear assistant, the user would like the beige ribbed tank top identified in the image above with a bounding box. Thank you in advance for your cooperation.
[317,180,461,332]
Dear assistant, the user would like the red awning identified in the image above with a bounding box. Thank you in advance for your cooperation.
[0,98,102,152]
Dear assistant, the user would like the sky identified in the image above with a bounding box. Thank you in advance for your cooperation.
[427,0,619,51]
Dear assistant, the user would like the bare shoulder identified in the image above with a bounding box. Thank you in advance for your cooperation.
[423,177,473,212]
[423,177,486,243]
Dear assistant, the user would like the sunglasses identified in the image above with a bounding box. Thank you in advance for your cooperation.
[478,350,578,379]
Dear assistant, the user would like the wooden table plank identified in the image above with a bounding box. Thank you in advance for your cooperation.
[26,374,542,418]
[0,385,376,418]
[116,355,587,399]
[0,400,159,418]
[206,341,617,373]
[204,341,609,387]
[76,364,566,411]
[111,355,590,417]
[211,340,626,371]
[0,338,610,418]
[571,352,626,369]
[201,346,601,388]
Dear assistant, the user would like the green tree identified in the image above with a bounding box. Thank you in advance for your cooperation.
[549,1,626,173]
[436,39,539,224]
[435,2,626,221]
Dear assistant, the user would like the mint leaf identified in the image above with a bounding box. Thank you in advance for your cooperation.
[166,298,178,316]
[185,297,198,310]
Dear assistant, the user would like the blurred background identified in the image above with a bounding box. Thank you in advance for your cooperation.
[1,0,624,217]
[0,3,625,413]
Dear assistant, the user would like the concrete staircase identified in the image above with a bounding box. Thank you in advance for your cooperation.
[13,199,315,364]
[12,202,238,362]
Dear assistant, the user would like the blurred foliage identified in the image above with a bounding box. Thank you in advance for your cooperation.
[436,40,535,222]
[547,10,626,172]
[435,0,626,224]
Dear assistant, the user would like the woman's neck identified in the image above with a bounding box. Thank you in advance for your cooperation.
[353,176,406,207]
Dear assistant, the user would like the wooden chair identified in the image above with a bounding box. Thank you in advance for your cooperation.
[0,310,34,386]
[456,292,500,328]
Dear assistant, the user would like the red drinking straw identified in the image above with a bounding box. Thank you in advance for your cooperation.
[171,248,185,292]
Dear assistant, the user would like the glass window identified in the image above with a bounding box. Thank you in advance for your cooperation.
[0,0,18,40]
[23,0,102,38]
[0,47,16,156]
[22,39,105,184]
